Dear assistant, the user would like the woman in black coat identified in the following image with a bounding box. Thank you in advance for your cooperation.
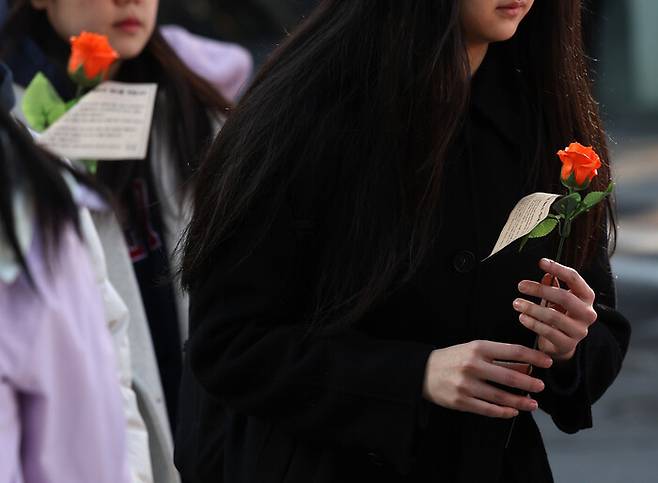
[175,1,631,482]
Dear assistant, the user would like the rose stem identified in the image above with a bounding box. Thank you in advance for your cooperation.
[505,231,567,449]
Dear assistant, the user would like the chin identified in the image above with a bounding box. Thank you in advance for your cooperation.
[114,41,149,60]
[487,25,521,43]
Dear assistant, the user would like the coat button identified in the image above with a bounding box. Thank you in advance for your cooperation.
[452,250,476,273]
[367,452,385,467]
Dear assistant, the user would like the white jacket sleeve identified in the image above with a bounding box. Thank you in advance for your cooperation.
[80,208,155,483]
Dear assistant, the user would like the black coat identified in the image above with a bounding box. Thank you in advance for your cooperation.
[175,52,631,483]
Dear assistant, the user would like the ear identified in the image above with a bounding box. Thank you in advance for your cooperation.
[30,0,50,11]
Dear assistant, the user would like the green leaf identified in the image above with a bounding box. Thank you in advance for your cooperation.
[518,218,559,253]
[527,217,559,239]
[21,72,67,132]
[552,193,581,216]
[582,191,610,210]
[573,183,614,218]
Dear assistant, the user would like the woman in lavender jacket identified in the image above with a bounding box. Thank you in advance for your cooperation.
[0,63,129,483]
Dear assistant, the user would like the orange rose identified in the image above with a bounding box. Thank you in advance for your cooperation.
[557,142,601,190]
[68,32,119,87]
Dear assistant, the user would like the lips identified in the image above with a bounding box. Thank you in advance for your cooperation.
[114,17,142,33]
[496,1,526,16]
[498,1,526,8]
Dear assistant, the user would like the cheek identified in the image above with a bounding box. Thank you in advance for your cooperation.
[108,1,159,59]
[460,0,497,43]
[46,0,115,40]
[142,0,159,34]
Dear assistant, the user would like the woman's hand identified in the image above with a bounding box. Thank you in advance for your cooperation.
[422,341,553,418]
[514,258,598,362]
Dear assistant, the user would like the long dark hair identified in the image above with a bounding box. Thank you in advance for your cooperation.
[182,0,614,330]
[2,1,232,198]
[0,107,82,278]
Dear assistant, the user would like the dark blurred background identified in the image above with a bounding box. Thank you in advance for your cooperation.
[159,0,318,65]
[160,1,658,481]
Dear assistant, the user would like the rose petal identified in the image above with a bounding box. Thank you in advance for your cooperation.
[558,142,602,185]
[68,32,119,81]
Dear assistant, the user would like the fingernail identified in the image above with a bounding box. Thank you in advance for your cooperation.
[513,299,524,310]
[529,400,538,410]
[518,281,530,291]
[541,258,553,265]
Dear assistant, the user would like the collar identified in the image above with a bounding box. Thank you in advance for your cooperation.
[5,18,76,99]
[470,46,530,150]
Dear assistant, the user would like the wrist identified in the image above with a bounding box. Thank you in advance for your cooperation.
[422,349,437,402]
[552,347,577,363]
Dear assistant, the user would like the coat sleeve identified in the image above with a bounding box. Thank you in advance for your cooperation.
[5,227,131,483]
[187,193,434,472]
[535,235,631,433]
